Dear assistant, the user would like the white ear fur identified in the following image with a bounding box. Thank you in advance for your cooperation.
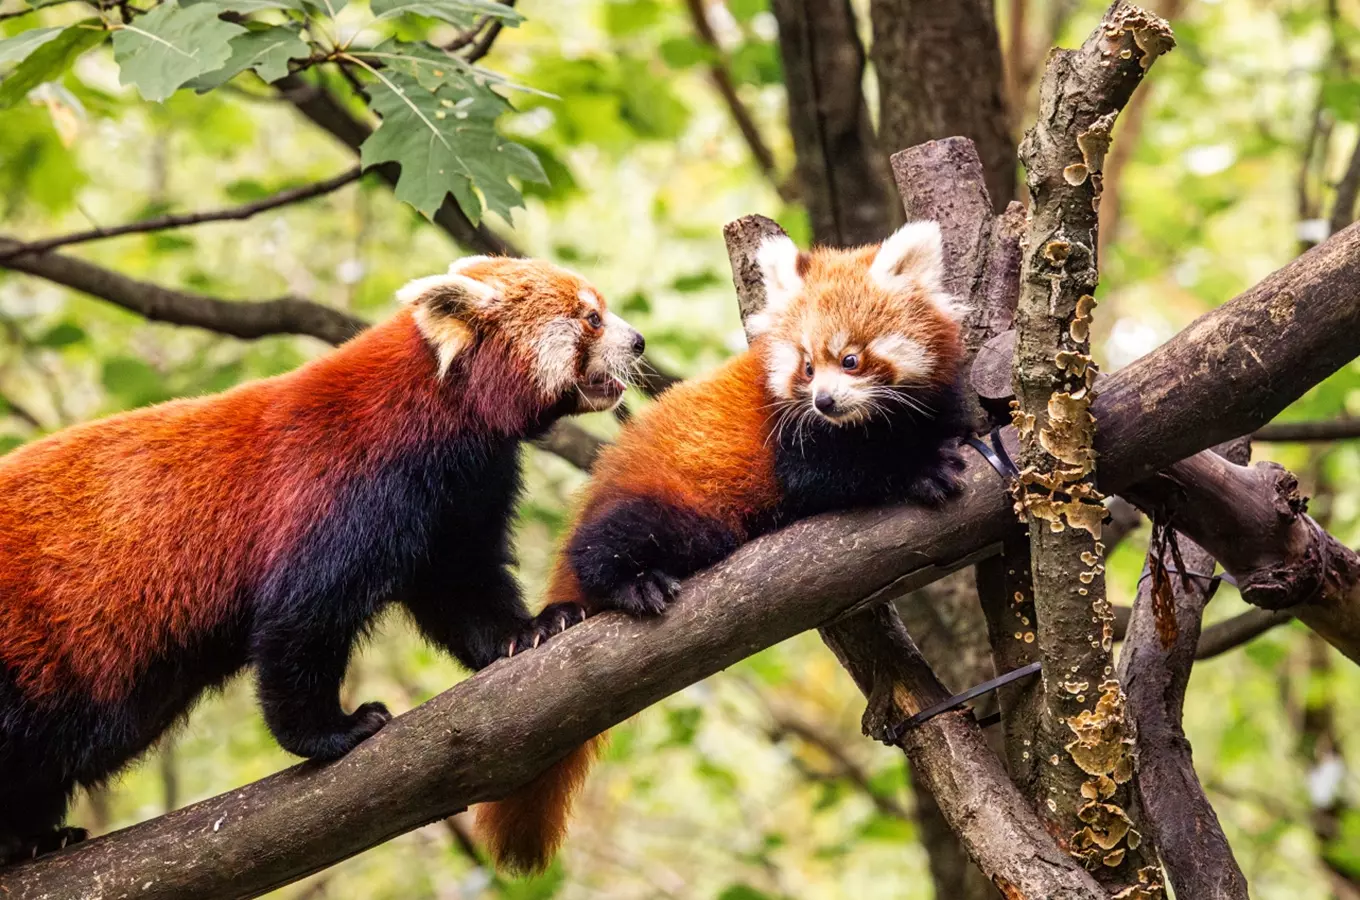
[748,235,804,336]
[869,221,964,319]
[397,273,499,378]
[396,273,499,311]
[448,255,494,274]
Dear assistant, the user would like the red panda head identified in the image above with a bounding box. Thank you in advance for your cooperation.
[397,256,645,414]
[749,221,963,427]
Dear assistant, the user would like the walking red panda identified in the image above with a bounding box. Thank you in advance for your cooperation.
[0,257,644,864]
[475,221,969,873]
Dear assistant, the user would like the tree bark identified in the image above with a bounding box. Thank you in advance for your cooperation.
[768,0,895,246]
[872,0,1017,209]
[8,196,1360,900]
[1118,442,1250,900]
[1011,3,1173,886]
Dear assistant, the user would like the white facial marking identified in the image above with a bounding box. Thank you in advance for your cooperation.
[765,340,801,398]
[533,318,580,396]
[828,331,850,357]
[597,311,637,373]
[869,221,967,320]
[578,289,602,312]
[749,235,803,336]
[809,370,873,422]
[869,334,934,382]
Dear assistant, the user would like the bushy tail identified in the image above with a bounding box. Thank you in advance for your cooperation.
[475,735,603,875]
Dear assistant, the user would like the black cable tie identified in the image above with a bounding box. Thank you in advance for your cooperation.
[1137,563,1238,599]
[965,427,1020,481]
[886,661,1042,744]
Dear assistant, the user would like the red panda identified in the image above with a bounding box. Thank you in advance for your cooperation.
[474,221,969,873]
[0,257,644,864]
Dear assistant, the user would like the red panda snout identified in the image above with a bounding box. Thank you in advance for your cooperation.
[399,258,643,414]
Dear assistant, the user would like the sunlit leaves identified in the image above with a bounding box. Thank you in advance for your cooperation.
[0,27,64,68]
[369,0,521,27]
[358,62,545,221]
[0,23,105,109]
[189,24,311,90]
[110,2,245,102]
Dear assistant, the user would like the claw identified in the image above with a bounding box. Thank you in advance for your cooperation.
[532,633,542,649]
[506,639,517,657]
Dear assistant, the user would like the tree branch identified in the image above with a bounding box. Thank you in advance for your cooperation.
[1012,3,1173,884]
[683,0,791,202]
[1119,442,1250,900]
[7,201,1360,899]
[1194,608,1293,659]
[1254,417,1360,442]
[0,169,364,262]
[0,237,366,345]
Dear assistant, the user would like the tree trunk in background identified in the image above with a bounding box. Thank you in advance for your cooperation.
[768,0,896,246]
[871,0,1016,209]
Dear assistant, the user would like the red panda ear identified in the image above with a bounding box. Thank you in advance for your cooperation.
[748,235,805,336]
[397,273,501,377]
[869,221,963,320]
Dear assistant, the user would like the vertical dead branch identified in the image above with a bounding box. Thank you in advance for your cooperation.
[768,0,895,246]
[872,0,1017,209]
[1012,3,1173,889]
[1119,443,1250,900]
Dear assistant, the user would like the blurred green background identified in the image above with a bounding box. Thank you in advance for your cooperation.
[3,0,1360,897]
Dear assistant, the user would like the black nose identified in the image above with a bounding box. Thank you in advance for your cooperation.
[814,392,836,413]
[631,331,646,355]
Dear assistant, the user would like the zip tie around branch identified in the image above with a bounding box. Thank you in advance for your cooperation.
[965,427,1020,480]
[884,661,1043,744]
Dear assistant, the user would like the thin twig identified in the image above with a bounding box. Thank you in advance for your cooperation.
[1254,417,1360,442]
[0,0,91,22]
[0,169,364,262]
[462,17,506,63]
[1330,134,1360,237]
[684,0,792,202]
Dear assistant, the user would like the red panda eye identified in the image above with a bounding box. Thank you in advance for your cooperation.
[841,354,859,371]
[803,361,814,378]
[585,312,603,329]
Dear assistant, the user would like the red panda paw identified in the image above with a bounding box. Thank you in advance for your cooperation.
[608,570,682,617]
[500,603,589,658]
[1,827,88,865]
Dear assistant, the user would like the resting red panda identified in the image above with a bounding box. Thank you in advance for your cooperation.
[0,257,644,863]
[475,221,968,873]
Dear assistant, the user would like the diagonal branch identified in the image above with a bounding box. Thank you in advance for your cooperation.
[0,169,364,261]
[683,0,792,202]
[0,237,366,345]
[6,200,1360,900]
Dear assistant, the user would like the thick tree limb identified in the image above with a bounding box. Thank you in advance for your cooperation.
[0,237,366,345]
[1118,442,1250,900]
[1122,450,1360,662]
[1012,3,1173,883]
[872,0,1016,209]
[0,169,364,261]
[6,209,1360,899]
[767,0,894,246]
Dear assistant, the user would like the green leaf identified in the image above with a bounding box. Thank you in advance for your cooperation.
[189,24,310,90]
[35,321,86,348]
[658,35,715,69]
[182,0,311,12]
[111,2,246,102]
[0,27,63,69]
[102,357,172,409]
[369,0,521,27]
[716,885,773,900]
[351,38,536,95]
[727,0,765,22]
[0,23,106,109]
[603,0,661,35]
[358,66,545,222]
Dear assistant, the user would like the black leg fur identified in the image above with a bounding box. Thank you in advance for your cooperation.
[568,497,740,616]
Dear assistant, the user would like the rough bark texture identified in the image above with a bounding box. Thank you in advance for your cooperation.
[1011,4,1173,888]
[8,207,1360,898]
[821,604,1106,900]
[768,0,895,246]
[1123,451,1360,663]
[873,0,1017,210]
[1118,442,1250,900]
